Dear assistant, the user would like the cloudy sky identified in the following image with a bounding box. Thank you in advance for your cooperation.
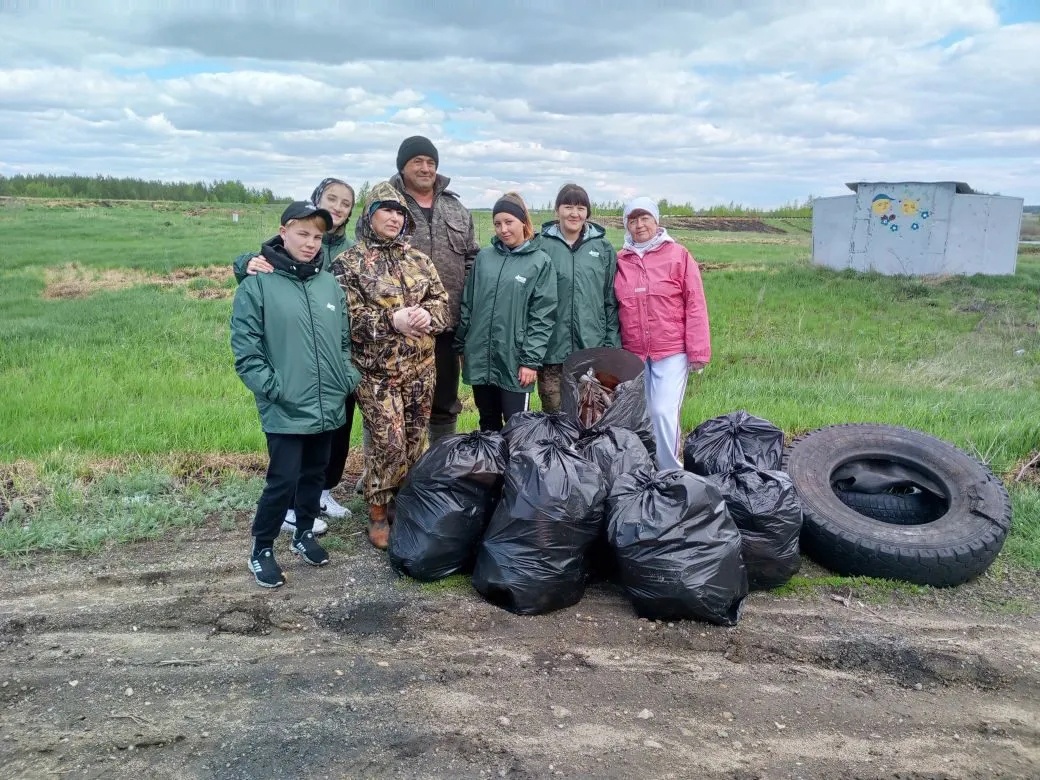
[1,0,1038,208]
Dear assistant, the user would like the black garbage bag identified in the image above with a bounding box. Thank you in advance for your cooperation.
[501,411,580,453]
[683,410,784,476]
[575,427,653,493]
[561,348,656,462]
[472,441,607,615]
[607,468,748,625]
[388,432,508,581]
[574,426,655,584]
[706,467,802,590]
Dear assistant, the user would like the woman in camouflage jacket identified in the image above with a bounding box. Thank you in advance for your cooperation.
[330,182,450,549]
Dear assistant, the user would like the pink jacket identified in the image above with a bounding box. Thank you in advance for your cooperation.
[614,239,711,364]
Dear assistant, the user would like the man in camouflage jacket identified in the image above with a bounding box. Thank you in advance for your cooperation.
[390,136,480,442]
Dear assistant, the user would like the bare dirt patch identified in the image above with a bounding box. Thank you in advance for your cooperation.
[0,461,43,518]
[599,216,787,234]
[1009,452,1040,486]
[43,263,234,300]
[0,514,1037,779]
[698,263,771,273]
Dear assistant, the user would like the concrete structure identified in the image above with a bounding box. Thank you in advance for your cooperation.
[812,181,1023,275]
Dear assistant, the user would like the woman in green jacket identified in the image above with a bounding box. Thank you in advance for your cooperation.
[454,193,557,431]
[537,183,620,412]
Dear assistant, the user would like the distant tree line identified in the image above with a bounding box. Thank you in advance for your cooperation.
[0,174,286,204]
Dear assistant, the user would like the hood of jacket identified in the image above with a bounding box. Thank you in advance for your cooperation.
[354,181,416,248]
[540,220,607,248]
[491,234,543,256]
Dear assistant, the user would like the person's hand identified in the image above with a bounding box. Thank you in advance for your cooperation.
[518,367,538,387]
[408,307,432,333]
[392,308,419,337]
[688,361,706,374]
[246,256,274,275]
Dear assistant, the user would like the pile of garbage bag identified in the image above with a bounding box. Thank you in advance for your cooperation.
[390,351,807,624]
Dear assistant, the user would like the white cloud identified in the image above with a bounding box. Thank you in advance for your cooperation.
[0,1,1036,207]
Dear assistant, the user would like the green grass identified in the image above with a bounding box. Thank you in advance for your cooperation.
[0,457,262,555]
[771,573,929,601]
[1006,485,1040,568]
[0,198,1038,570]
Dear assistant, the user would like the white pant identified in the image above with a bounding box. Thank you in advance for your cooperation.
[644,353,689,471]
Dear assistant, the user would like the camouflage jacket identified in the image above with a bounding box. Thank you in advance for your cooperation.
[331,182,450,379]
[388,172,479,330]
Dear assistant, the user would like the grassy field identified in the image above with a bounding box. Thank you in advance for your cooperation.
[0,197,1037,569]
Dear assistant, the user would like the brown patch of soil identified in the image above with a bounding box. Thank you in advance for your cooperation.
[104,453,268,487]
[0,516,1037,778]
[698,263,770,272]
[0,461,43,519]
[43,264,233,300]
[1009,452,1040,486]
[600,216,787,234]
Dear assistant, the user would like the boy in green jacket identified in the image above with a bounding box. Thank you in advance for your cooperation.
[230,201,362,588]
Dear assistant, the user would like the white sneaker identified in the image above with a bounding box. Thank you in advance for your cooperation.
[281,509,328,536]
[320,490,352,519]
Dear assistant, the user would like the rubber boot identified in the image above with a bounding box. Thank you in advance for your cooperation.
[428,421,457,446]
[367,504,389,550]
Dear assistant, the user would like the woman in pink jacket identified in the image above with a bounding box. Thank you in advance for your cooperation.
[614,197,710,470]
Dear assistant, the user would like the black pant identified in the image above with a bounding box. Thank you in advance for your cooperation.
[252,430,333,545]
[472,385,529,432]
[324,394,356,490]
[430,331,463,426]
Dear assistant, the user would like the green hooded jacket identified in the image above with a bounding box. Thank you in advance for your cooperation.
[454,236,558,393]
[232,229,353,283]
[539,220,621,363]
[230,236,362,434]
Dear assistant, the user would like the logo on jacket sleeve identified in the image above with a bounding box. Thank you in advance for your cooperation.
[589,251,600,257]
[326,303,336,311]
[514,275,527,284]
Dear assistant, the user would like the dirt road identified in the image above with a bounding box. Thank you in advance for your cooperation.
[1,518,1037,779]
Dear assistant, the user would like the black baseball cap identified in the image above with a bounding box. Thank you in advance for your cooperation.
[280,201,333,231]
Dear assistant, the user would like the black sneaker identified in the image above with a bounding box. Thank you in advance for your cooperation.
[249,547,285,588]
[291,530,330,567]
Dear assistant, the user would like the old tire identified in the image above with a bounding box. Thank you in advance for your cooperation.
[783,424,1011,587]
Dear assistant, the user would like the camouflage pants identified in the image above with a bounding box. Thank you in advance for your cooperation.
[355,366,435,506]
[537,363,564,414]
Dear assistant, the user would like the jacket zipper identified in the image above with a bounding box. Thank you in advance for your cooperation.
[302,279,325,428]
[570,246,576,354]
[487,253,508,381]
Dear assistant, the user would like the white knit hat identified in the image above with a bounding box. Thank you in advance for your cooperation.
[623,196,660,224]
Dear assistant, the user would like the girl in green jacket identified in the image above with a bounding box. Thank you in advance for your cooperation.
[455,193,558,431]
